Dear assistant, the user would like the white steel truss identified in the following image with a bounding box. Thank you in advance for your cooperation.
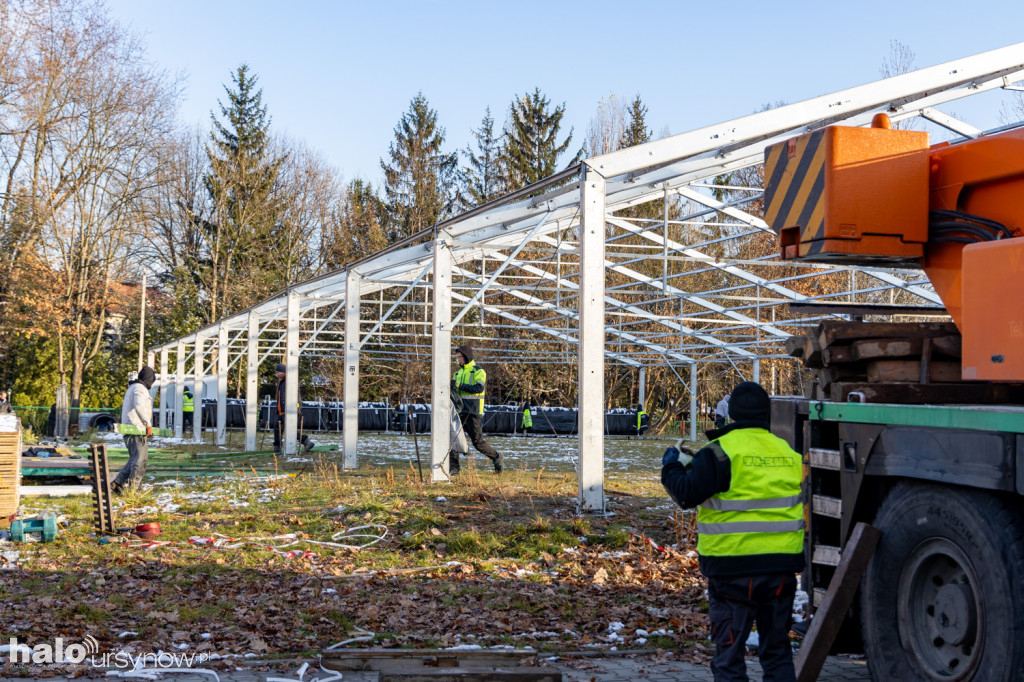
[151,44,1024,508]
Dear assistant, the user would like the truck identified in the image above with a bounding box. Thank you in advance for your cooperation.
[765,113,1024,681]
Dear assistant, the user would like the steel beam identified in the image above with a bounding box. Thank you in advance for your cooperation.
[246,312,259,452]
[158,348,169,430]
[216,325,228,445]
[342,269,361,470]
[193,335,204,444]
[174,340,185,439]
[431,232,453,482]
[285,289,300,456]
[690,363,698,442]
[578,165,606,513]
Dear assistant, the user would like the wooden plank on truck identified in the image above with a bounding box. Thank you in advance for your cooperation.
[786,335,806,358]
[818,321,960,349]
[866,360,962,383]
[803,336,824,368]
[795,522,882,682]
[821,345,853,365]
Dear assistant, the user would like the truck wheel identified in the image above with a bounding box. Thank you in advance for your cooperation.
[861,483,1024,681]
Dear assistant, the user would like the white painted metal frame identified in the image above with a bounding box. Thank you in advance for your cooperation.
[147,45,1024,503]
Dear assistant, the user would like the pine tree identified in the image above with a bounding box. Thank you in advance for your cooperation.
[324,179,387,268]
[203,64,286,319]
[619,95,651,148]
[380,93,458,243]
[460,107,502,209]
[502,88,581,192]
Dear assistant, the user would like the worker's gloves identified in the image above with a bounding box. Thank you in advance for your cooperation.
[451,380,459,393]
[145,426,153,438]
[662,439,695,468]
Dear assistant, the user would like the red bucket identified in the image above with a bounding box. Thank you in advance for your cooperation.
[134,522,161,539]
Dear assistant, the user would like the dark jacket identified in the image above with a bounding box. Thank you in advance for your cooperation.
[276,378,302,416]
[661,420,805,578]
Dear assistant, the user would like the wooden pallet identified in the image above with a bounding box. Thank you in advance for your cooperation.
[0,430,22,517]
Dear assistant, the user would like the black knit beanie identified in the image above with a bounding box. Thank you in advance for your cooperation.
[728,382,771,424]
[137,366,156,390]
[275,363,287,373]
[456,345,474,362]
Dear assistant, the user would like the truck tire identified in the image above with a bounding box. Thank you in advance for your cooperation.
[861,482,1024,681]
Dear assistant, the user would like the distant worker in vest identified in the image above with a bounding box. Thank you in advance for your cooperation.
[182,385,194,431]
[661,382,804,682]
[113,366,157,493]
[521,400,533,437]
[274,363,313,455]
[450,345,502,474]
[0,391,12,414]
[714,394,730,430]
[636,404,648,438]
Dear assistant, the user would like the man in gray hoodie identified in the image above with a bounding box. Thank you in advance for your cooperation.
[112,366,155,493]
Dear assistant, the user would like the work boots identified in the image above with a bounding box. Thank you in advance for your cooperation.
[492,453,503,474]
[449,452,461,477]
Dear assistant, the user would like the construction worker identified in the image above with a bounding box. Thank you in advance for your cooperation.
[0,391,12,414]
[661,382,804,682]
[273,363,312,455]
[182,385,194,431]
[112,367,156,493]
[521,400,533,437]
[636,405,648,437]
[714,394,730,430]
[450,345,502,474]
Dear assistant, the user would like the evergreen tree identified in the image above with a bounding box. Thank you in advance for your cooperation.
[203,64,286,319]
[502,88,581,192]
[460,107,502,209]
[324,179,387,268]
[619,95,651,148]
[380,93,458,243]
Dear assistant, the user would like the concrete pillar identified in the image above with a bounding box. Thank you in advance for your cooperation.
[342,270,361,470]
[689,362,698,442]
[158,348,169,430]
[216,325,228,445]
[578,164,606,513]
[193,336,204,443]
[245,312,259,452]
[174,340,185,439]
[284,290,300,455]
[430,232,453,482]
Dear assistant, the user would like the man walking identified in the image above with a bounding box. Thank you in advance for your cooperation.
[714,394,730,430]
[521,400,533,437]
[273,363,312,455]
[451,345,502,474]
[182,385,194,432]
[661,382,804,682]
[0,391,12,414]
[113,367,156,493]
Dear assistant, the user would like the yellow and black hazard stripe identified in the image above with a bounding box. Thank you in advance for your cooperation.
[763,130,827,255]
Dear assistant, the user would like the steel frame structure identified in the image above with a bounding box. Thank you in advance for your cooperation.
[152,44,1024,511]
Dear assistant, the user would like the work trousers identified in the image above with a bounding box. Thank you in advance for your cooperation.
[273,416,309,453]
[707,573,797,682]
[115,435,148,489]
[182,411,193,431]
[459,412,498,460]
[715,415,727,429]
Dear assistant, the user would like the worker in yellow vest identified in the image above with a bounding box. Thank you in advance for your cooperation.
[521,400,533,437]
[661,382,804,682]
[182,386,194,431]
[451,345,502,474]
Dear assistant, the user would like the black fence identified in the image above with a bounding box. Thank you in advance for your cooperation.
[157,399,646,436]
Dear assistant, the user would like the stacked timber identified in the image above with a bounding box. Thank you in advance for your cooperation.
[787,321,1024,404]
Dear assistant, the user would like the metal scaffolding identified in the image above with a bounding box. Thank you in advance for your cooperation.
[151,44,1024,512]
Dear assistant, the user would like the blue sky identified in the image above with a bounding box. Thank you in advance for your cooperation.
[107,1,1024,186]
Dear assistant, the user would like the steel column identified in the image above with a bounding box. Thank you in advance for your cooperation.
[193,336,204,443]
[690,362,698,442]
[431,232,453,482]
[245,312,259,451]
[158,348,169,430]
[174,340,185,439]
[638,367,646,409]
[342,269,361,469]
[578,165,606,512]
[216,325,228,445]
[284,290,300,456]
[753,358,761,384]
